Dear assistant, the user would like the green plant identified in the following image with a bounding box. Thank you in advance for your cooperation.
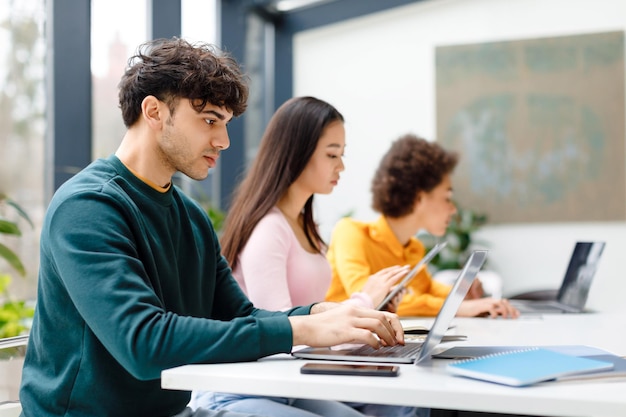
[0,193,35,338]
[188,183,227,234]
[205,204,226,233]
[419,204,488,273]
[0,275,33,338]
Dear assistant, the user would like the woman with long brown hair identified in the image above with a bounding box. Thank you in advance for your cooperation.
[190,96,416,417]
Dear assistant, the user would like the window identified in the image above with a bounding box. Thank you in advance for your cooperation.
[0,0,46,300]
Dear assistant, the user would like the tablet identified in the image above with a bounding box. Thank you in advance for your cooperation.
[375,241,448,310]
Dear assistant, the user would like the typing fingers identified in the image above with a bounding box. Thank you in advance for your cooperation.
[354,311,404,348]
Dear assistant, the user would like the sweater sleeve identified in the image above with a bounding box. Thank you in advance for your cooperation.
[343,292,374,309]
[44,191,305,381]
[237,212,295,311]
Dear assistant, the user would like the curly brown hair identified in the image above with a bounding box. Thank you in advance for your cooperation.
[371,134,458,218]
[118,37,249,127]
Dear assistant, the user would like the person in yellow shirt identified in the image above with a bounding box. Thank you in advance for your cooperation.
[326,134,519,318]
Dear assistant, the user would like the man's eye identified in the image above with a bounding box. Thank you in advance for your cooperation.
[205,119,215,125]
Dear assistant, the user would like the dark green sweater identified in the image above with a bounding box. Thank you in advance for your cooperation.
[20,155,311,417]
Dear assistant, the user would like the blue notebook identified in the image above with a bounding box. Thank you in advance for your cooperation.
[446,347,614,386]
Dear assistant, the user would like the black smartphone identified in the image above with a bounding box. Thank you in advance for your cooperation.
[300,363,400,377]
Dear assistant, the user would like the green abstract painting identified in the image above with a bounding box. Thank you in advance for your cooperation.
[436,31,625,223]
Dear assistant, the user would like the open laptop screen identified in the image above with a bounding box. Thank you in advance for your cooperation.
[557,241,605,309]
[415,250,487,364]
[291,250,487,364]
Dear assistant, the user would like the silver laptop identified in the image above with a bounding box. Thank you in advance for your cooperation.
[292,250,488,365]
[376,241,448,310]
[510,242,605,314]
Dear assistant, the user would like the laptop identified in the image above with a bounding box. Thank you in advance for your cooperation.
[376,241,448,310]
[292,250,488,365]
[509,241,605,314]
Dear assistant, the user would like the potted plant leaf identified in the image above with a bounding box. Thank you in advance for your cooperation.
[419,203,488,272]
[419,204,502,298]
[0,193,34,401]
[0,193,35,341]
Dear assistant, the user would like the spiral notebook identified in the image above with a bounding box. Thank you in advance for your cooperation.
[446,347,614,386]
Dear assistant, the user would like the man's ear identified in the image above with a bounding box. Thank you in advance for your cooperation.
[141,95,165,131]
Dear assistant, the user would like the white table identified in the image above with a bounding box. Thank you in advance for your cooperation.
[162,313,626,417]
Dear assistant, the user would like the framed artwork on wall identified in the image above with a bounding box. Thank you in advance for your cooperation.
[436,31,625,223]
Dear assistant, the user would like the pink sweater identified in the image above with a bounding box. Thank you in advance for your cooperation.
[233,207,372,311]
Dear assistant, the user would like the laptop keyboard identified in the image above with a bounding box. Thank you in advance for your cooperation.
[527,302,565,311]
[348,342,423,358]
[511,300,569,313]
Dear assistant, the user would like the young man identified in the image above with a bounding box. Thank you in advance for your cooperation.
[19,38,404,417]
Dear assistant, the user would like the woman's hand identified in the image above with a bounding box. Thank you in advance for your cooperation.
[361,265,410,310]
[465,278,485,300]
[457,297,520,318]
[383,289,407,313]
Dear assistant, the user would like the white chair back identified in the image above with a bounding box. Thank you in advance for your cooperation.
[0,401,21,417]
[0,335,28,417]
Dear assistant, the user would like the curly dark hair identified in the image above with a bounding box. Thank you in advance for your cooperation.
[118,37,249,127]
[371,134,459,218]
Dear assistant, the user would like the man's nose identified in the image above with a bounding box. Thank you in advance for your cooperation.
[214,128,230,151]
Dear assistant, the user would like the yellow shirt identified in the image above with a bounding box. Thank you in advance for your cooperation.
[325,216,452,316]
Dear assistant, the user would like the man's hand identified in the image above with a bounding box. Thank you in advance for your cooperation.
[289,304,404,349]
[457,298,520,318]
[309,302,341,314]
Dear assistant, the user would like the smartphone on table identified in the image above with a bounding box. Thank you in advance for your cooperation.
[300,363,400,377]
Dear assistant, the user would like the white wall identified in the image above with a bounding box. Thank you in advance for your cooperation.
[293,0,626,312]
